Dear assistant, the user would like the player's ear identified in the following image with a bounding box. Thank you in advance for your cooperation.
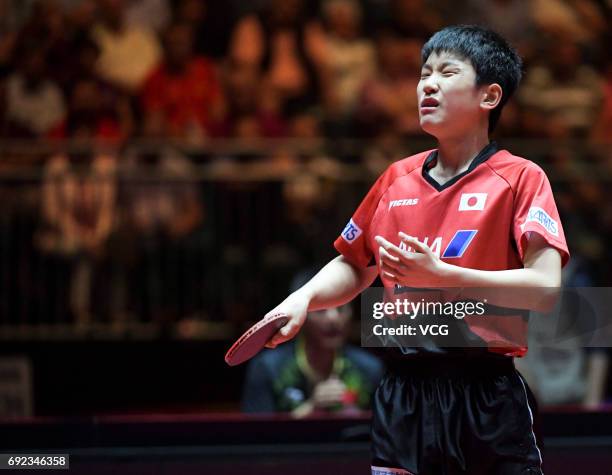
[480,83,502,111]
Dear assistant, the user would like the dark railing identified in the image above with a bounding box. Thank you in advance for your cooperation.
[0,138,610,340]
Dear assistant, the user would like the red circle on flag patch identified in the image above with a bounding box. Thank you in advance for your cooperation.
[467,196,478,207]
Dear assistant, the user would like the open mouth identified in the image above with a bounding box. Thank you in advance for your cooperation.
[420,97,439,113]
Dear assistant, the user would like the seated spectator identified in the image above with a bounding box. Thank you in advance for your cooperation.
[518,35,604,138]
[2,40,65,137]
[0,30,16,78]
[174,0,235,60]
[52,31,134,141]
[272,171,344,268]
[121,147,203,245]
[36,151,118,323]
[92,0,161,93]
[591,57,612,143]
[229,0,326,127]
[242,269,384,416]
[38,152,117,258]
[531,0,607,47]
[141,22,224,142]
[58,30,105,88]
[362,127,405,179]
[515,254,609,409]
[55,29,96,87]
[16,0,71,78]
[124,0,171,33]
[63,1,97,35]
[320,0,375,120]
[48,78,129,144]
[120,147,206,323]
[383,0,442,41]
[357,34,421,138]
[217,59,287,139]
[454,0,537,60]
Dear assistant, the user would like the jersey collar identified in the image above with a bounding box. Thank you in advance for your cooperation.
[422,141,499,192]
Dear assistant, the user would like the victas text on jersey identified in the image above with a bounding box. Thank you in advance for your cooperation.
[389,198,419,210]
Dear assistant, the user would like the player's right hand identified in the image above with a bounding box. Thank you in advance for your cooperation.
[264,291,310,349]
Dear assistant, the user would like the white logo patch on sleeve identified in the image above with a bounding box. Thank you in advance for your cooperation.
[341,219,362,243]
[459,193,487,211]
[524,206,559,237]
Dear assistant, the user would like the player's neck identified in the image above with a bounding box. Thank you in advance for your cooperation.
[435,129,490,177]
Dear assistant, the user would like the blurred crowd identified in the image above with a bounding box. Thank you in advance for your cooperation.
[0,0,610,145]
[0,0,611,329]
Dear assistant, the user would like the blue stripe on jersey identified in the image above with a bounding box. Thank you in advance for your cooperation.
[442,230,478,258]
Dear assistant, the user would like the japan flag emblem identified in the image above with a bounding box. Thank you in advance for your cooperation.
[459,193,487,211]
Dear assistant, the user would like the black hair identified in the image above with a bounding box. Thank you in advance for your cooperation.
[421,25,522,133]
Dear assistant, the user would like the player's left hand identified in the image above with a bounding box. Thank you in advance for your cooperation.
[375,232,449,287]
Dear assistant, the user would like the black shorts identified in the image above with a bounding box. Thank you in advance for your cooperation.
[371,355,544,475]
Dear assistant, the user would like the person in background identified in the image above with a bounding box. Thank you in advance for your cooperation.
[173,0,235,60]
[320,0,375,135]
[120,146,206,324]
[590,52,612,143]
[357,34,422,138]
[228,0,326,133]
[454,0,537,59]
[242,268,384,417]
[49,79,123,143]
[530,0,607,48]
[124,0,171,33]
[92,0,161,93]
[515,252,609,409]
[383,0,442,42]
[140,22,224,142]
[51,30,134,142]
[518,33,604,138]
[36,151,118,323]
[2,40,65,137]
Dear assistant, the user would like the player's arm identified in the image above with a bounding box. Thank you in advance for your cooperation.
[265,255,378,348]
[305,255,379,310]
[377,232,562,311]
[442,232,561,288]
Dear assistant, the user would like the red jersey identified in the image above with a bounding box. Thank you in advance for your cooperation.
[334,142,570,357]
[141,57,222,135]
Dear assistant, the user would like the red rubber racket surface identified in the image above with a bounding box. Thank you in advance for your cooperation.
[224,313,289,366]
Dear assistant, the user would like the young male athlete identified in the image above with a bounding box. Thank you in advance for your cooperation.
[262,25,569,474]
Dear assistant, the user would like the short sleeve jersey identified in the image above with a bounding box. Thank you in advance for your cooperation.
[334,142,570,357]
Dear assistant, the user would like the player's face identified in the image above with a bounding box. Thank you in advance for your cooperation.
[417,51,484,138]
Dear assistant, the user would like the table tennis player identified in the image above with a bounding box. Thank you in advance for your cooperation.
[261,25,570,474]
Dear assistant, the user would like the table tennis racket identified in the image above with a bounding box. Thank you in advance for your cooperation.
[224,312,290,366]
